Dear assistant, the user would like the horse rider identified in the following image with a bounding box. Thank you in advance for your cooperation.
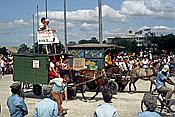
[156,64,175,104]
[105,52,113,67]
[141,56,150,76]
[134,58,141,69]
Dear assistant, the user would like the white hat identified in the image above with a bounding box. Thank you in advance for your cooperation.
[162,65,169,72]
[45,19,49,22]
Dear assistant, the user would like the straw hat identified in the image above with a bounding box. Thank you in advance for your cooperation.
[162,65,169,72]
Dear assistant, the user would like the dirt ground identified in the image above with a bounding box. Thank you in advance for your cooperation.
[0,75,175,117]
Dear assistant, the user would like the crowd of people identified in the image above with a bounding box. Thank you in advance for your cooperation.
[0,53,13,76]
[105,50,175,75]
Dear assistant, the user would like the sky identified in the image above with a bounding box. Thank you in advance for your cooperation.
[0,0,175,47]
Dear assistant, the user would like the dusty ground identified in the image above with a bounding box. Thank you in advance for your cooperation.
[0,75,174,117]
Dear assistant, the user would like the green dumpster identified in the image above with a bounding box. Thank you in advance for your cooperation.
[13,53,49,85]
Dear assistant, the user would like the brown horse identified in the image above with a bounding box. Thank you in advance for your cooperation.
[105,65,130,91]
[72,69,108,101]
[129,67,157,93]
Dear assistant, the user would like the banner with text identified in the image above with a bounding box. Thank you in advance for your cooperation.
[37,31,58,44]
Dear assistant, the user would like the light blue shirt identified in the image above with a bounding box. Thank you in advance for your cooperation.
[156,71,170,89]
[33,98,58,117]
[7,94,28,117]
[50,78,64,93]
[137,111,161,117]
[94,103,117,117]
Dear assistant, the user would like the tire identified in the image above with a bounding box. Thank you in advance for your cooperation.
[155,97,164,113]
[33,84,42,96]
[141,99,147,112]
[107,81,118,94]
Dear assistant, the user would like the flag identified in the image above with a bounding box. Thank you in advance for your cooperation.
[135,30,142,35]
[144,28,151,31]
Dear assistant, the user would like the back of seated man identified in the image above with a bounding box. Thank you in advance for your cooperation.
[94,88,117,117]
[137,93,161,117]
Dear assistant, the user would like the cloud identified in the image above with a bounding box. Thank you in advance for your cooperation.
[0,19,30,34]
[137,25,175,36]
[120,0,153,16]
[101,5,128,22]
[80,23,98,31]
[120,0,175,19]
[151,25,175,33]
[38,5,127,24]
[146,0,175,19]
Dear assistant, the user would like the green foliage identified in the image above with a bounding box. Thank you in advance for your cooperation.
[68,41,76,46]
[113,37,138,52]
[17,44,30,53]
[150,33,175,51]
[78,37,99,44]
[0,47,9,56]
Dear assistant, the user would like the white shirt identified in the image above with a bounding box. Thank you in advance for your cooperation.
[0,59,5,67]
[94,103,117,117]
[142,59,149,68]
[49,62,55,71]
[39,22,45,30]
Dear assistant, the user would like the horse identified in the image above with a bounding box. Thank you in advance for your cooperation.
[104,65,130,91]
[128,66,157,93]
[71,69,108,101]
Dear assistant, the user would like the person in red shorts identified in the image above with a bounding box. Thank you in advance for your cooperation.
[48,56,60,79]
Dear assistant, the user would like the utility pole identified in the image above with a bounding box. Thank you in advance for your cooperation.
[32,14,35,53]
[98,0,103,44]
[37,5,39,31]
[45,0,48,18]
[37,5,39,53]
[64,0,68,52]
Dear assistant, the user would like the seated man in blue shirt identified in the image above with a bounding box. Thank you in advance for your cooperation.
[156,64,175,101]
[33,85,58,117]
[94,88,117,117]
[7,83,28,117]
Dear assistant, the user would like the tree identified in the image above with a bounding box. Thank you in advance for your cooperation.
[17,44,30,53]
[113,37,138,52]
[0,47,9,56]
[68,41,76,46]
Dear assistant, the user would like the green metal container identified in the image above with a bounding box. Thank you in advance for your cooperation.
[13,54,49,84]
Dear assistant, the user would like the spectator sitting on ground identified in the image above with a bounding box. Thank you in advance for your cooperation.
[33,85,58,117]
[7,83,28,117]
[94,88,117,117]
[137,93,161,117]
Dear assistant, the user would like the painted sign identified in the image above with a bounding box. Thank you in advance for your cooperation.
[73,58,85,70]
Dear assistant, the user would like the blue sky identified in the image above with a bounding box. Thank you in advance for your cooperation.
[0,0,175,46]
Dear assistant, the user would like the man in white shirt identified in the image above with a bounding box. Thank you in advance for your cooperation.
[94,88,117,117]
